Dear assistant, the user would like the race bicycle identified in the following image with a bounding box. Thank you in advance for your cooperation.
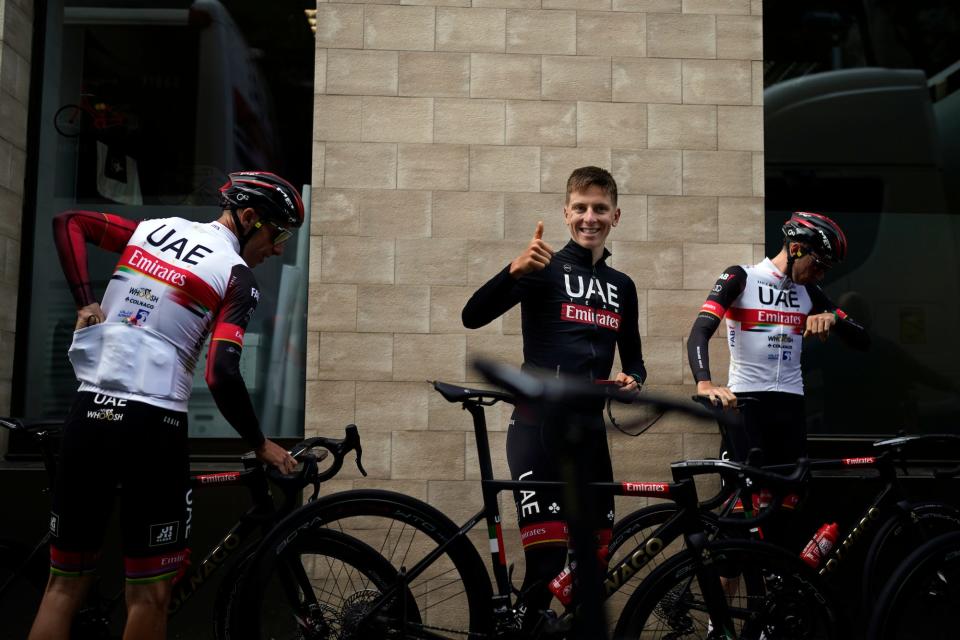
[0,416,370,639]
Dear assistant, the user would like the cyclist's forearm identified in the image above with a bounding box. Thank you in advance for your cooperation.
[462,265,522,329]
[205,347,265,449]
[207,360,266,449]
[688,315,720,382]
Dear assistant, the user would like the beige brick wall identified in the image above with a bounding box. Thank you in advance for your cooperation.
[309,0,764,539]
[0,0,32,432]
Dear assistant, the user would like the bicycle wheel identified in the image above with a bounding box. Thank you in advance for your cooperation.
[0,539,48,640]
[867,531,960,640]
[613,539,842,640]
[235,489,494,639]
[53,104,89,138]
[231,527,417,640]
[861,501,960,614]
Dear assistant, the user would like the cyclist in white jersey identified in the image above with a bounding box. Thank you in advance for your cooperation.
[29,172,303,640]
[687,212,869,466]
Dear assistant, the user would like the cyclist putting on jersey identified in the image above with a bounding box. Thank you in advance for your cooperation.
[29,172,304,640]
[688,211,870,468]
[462,166,646,631]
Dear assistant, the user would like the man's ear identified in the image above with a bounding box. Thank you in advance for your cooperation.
[789,242,804,257]
[613,207,621,227]
[238,207,258,230]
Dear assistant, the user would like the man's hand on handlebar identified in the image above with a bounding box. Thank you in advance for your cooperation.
[256,438,297,474]
[696,380,738,410]
[613,371,641,393]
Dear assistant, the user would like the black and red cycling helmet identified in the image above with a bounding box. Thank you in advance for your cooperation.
[219,171,304,229]
[782,211,848,266]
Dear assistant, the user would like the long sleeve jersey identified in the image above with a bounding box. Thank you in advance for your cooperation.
[463,240,646,409]
[687,258,870,394]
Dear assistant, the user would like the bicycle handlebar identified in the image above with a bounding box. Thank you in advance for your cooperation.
[672,458,809,493]
[671,458,810,527]
[474,359,717,424]
[291,424,367,482]
[0,417,65,434]
[264,425,367,498]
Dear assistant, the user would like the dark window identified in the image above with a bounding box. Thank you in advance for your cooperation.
[764,1,960,437]
[17,0,315,442]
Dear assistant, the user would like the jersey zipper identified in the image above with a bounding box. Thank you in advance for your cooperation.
[587,265,597,380]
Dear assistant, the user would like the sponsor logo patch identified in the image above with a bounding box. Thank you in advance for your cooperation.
[149,522,180,547]
[86,408,125,422]
[622,482,670,496]
[561,302,621,330]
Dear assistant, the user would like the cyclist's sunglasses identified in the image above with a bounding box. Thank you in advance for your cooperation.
[253,219,294,246]
[809,252,834,270]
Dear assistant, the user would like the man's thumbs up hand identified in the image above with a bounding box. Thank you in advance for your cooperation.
[509,221,555,278]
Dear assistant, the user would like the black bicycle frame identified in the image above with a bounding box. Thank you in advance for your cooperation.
[167,465,282,615]
[785,454,918,578]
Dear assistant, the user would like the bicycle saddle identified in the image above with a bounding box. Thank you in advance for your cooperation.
[432,380,514,404]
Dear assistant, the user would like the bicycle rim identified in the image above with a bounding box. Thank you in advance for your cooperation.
[251,528,414,640]
[613,540,841,640]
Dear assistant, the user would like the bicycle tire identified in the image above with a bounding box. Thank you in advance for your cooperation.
[213,546,261,640]
[0,539,48,640]
[613,539,843,640]
[867,530,960,640]
[230,527,415,640]
[53,104,88,138]
[234,489,494,639]
[860,501,960,614]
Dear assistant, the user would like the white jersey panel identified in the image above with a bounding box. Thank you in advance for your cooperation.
[69,218,246,411]
[725,259,813,395]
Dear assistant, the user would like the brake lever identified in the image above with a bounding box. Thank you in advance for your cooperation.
[345,424,368,477]
[308,475,322,502]
[355,448,368,477]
